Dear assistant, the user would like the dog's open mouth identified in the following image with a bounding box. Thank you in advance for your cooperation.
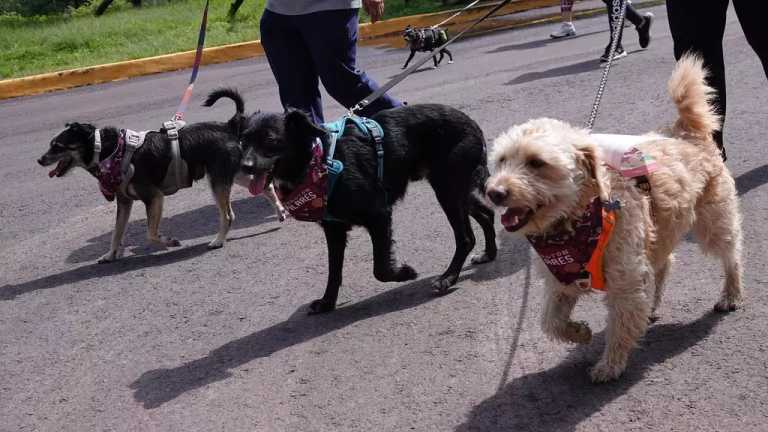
[248,173,267,196]
[48,158,73,178]
[501,207,534,232]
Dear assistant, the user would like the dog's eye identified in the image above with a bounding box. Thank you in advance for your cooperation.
[527,158,546,169]
[498,157,506,165]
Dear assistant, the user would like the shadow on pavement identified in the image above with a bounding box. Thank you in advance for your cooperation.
[0,228,280,301]
[469,233,531,283]
[735,164,768,196]
[130,274,464,409]
[66,197,278,263]
[455,311,724,432]
[487,30,605,54]
[505,58,602,86]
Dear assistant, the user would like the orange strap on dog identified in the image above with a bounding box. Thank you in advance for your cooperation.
[585,208,617,290]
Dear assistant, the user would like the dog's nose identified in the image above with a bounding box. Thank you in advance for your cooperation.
[487,187,508,205]
[37,158,45,166]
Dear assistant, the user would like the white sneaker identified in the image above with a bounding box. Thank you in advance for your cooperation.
[550,22,576,39]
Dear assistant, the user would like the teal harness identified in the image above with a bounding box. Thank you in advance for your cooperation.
[278,114,385,223]
[322,115,386,216]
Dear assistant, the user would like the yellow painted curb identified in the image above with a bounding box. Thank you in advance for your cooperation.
[0,0,662,100]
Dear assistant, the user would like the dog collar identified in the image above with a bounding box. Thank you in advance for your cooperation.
[526,197,619,291]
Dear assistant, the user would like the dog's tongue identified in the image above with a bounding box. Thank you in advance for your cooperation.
[248,174,267,196]
[501,207,529,232]
[48,160,66,178]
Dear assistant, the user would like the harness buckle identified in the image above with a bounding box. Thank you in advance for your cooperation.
[163,120,180,139]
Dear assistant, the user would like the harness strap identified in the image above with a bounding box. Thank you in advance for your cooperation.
[91,129,102,168]
[163,120,186,191]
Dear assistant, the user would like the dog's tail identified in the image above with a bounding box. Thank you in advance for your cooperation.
[203,87,245,116]
[667,54,721,141]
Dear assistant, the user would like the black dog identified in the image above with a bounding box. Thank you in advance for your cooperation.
[402,25,454,69]
[224,102,497,314]
[37,89,284,263]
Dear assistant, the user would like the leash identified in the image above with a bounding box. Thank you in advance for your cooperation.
[430,0,482,29]
[585,0,626,130]
[350,0,515,114]
[172,0,210,122]
[163,0,210,192]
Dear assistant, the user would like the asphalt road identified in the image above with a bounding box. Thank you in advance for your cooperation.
[2,4,768,431]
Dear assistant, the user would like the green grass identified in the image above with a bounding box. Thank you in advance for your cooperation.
[0,0,463,80]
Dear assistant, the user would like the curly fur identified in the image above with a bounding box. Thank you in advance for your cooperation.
[486,54,743,382]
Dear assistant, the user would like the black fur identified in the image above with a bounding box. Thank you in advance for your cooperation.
[402,25,454,69]
[238,103,497,314]
[37,88,250,259]
[39,115,244,203]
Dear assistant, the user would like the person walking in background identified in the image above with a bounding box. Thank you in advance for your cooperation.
[666,0,768,161]
[599,0,653,62]
[260,0,401,124]
[549,0,576,39]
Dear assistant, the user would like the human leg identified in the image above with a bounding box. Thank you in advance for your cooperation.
[260,9,324,123]
[666,0,729,156]
[299,8,401,118]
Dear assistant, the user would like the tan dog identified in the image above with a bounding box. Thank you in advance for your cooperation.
[485,55,743,382]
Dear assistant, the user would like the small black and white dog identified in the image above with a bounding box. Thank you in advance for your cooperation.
[222,101,497,314]
[402,25,454,69]
[37,89,285,263]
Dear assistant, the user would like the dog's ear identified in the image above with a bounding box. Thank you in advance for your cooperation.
[284,109,326,139]
[66,122,95,138]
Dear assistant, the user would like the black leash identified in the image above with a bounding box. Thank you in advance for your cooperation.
[349,0,515,114]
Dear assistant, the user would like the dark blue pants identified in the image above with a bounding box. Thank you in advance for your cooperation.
[260,8,402,124]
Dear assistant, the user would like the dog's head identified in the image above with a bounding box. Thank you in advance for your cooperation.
[485,118,602,235]
[239,109,326,192]
[38,122,97,178]
[402,25,417,42]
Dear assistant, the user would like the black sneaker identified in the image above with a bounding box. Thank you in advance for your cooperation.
[600,47,627,63]
[637,12,653,49]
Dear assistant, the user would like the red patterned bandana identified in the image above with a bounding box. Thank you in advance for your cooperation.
[526,198,617,290]
[276,142,328,222]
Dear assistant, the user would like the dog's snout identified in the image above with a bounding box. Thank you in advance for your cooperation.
[37,157,45,166]
[487,186,508,206]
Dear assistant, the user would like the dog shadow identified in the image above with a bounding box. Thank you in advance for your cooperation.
[129,274,463,409]
[487,30,605,54]
[505,58,602,86]
[0,228,279,301]
[469,233,531,283]
[736,164,768,196]
[455,311,724,432]
[66,197,278,263]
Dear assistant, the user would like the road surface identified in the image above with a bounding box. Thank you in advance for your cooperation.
[1,4,767,431]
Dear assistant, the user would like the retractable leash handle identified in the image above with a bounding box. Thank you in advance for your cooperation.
[350,0,516,115]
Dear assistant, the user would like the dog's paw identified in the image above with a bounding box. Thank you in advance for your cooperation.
[565,321,592,344]
[395,265,418,282]
[589,360,625,383]
[470,252,494,265]
[714,295,742,313]
[97,249,121,264]
[307,299,336,315]
[207,239,224,249]
[432,273,459,295]
[277,209,288,222]
[401,66,407,70]
[448,60,454,64]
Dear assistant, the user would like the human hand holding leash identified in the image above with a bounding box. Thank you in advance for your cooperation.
[363,0,384,23]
